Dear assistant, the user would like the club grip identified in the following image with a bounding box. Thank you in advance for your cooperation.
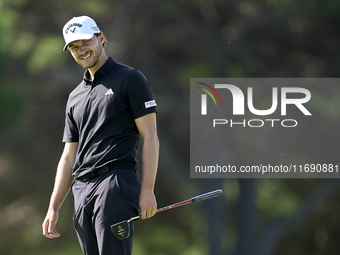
[191,189,223,203]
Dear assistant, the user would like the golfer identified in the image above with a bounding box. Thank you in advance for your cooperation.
[42,16,159,255]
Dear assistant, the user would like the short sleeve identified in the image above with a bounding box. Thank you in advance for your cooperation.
[62,98,79,143]
[125,70,157,119]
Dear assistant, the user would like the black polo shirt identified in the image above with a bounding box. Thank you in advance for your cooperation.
[63,57,157,179]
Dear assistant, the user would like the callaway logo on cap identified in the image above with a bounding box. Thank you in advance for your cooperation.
[62,16,100,51]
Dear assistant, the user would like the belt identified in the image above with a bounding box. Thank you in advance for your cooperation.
[77,167,110,182]
[76,161,136,181]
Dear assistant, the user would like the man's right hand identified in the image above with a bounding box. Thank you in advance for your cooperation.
[42,209,61,239]
[42,142,78,239]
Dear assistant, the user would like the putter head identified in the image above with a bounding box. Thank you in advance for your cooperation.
[111,220,131,240]
[111,216,140,240]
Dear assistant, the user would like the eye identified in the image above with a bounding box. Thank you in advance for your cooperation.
[69,45,78,51]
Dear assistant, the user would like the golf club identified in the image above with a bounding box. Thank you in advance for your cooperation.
[111,189,223,240]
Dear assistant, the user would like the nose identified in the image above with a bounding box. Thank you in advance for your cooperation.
[79,44,87,53]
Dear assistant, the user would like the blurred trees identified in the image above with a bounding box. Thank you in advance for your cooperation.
[0,0,340,255]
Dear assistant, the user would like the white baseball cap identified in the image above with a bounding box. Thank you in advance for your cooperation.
[62,16,101,51]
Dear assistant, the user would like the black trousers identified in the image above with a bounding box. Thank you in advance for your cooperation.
[72,168,141,255]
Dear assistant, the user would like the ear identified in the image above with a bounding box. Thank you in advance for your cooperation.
[98,32,105,46]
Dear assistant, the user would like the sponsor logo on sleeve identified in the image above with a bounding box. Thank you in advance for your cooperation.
[145,100,157,109]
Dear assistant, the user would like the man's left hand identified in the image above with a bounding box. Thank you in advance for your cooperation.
[139,189,157,219]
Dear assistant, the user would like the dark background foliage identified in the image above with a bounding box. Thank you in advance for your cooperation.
[1,0,340,254]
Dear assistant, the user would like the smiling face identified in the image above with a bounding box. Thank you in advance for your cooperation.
[68,33,108,76]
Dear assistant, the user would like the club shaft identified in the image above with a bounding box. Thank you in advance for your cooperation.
[156,189,223,213]
[156,199,193,213]
[118,190,223,224]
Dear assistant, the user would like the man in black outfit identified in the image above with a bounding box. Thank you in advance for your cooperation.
[42,16,159,255]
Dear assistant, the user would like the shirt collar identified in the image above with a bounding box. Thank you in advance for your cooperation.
[83,57,116,85]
